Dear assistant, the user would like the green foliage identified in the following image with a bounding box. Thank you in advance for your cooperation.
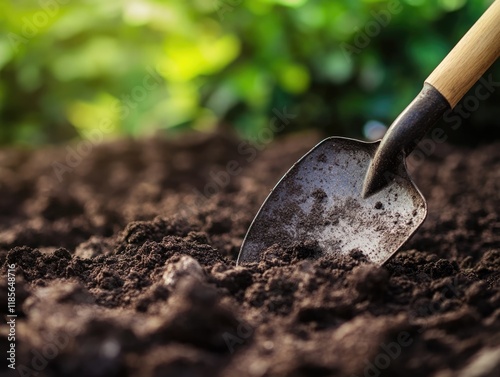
[0,0,498,145]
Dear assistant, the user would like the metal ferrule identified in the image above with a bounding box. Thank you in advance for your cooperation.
[362,83,451,198]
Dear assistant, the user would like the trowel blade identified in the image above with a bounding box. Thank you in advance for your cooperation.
[237,137,427,266]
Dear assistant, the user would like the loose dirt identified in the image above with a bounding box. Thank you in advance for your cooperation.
[0,132,499,377]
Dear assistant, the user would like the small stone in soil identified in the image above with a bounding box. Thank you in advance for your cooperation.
[162,255,205,288]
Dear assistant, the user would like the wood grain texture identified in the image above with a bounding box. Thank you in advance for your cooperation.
[425,0,500,107]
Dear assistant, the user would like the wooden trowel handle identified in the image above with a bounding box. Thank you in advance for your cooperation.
[426,0,500,108]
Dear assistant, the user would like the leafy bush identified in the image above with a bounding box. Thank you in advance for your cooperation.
[0,0,498,145]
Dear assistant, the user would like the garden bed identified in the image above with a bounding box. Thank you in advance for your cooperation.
[1,132,499,377]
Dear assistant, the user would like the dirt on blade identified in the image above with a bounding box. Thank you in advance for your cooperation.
[0,131,499,377]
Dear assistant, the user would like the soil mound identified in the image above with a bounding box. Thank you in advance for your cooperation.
[1,132,499,377]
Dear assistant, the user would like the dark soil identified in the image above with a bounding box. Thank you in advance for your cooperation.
[1,132,499,377]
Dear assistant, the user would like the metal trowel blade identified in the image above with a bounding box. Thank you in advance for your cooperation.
[237,137,427,266]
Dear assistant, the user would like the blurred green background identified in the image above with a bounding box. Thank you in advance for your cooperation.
[0,0,498,146]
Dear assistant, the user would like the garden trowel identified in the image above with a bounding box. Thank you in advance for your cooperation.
[238,1,500,266]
